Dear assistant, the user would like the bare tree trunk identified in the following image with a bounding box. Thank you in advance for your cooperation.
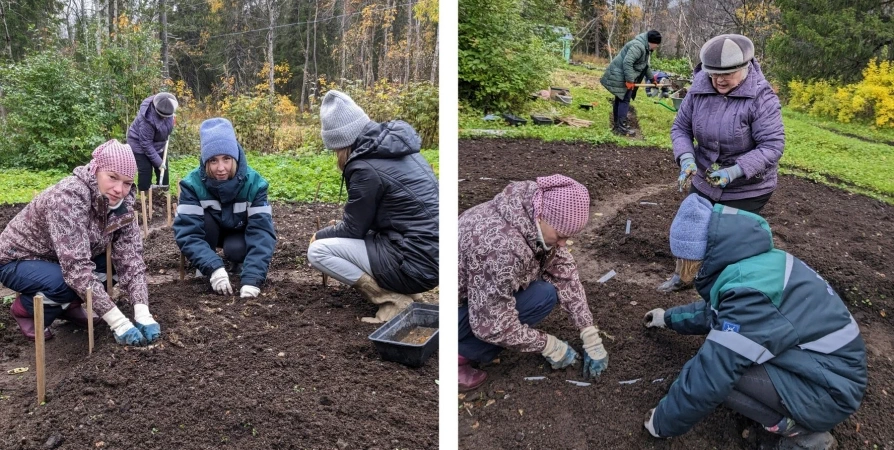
[312,0,318,97]
[413,7,421,80]
[160,0,169,80]
[267,0,275,95]
[429,20,438,83]
[340,0,347,81]
[0,0,12,59]
[607,1,617,60]
[300,5,311,110]
[405,0,412,83]
[110,0,117,37]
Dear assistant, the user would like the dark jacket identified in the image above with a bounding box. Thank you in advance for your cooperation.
[314,120,439,294]
[599,32,654,100]
[671,60,785,202]
[0,165,147,316]
[173,146,276,288]
[127,96,175,168]
[653,204,866,437]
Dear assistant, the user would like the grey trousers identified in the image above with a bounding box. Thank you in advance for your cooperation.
[307,238,373,286]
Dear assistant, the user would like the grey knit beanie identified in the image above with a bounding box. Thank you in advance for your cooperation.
[699,34,755,74]
[669,194,714,260]
[153,92,178,118]
[199,118,240,165]
[320,90,371,150]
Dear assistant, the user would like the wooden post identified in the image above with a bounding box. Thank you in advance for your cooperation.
[166,179,172,227]
[179,253,185,281]
[315,216,328,287]
[314,181,322,203]
[148,188,154,220]
[140,191,149,237]
[106,244,112,294]
[86,287,94,355]
[33,294,46,405]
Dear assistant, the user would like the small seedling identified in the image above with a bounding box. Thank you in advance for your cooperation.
[705,162,723,186]
[1,295,14,306]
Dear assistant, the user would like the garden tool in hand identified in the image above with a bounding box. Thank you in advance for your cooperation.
[352,273,413,324]
[643,308,666,328]
[580,325,609,378]
[542,334,579,370]
[102,307,147,346]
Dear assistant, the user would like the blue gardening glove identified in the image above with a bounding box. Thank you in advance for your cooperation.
[708,164,744,188]
[541,334,579,369]
[677,154,697,192]
[134,304,161,343]
[102,307,148,346]
[580,326,609,378]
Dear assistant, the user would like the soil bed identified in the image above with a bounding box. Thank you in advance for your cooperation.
[0,201,438,449]
[458,138,894,450]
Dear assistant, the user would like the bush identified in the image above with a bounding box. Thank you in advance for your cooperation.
[0,52,110,170]
[397,81,439,148]
[219,94,281,153]
[650,57,693,79]
[459,0,556,111]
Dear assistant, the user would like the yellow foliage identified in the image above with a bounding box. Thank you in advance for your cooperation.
[787,58,894,128]
[207,0,223,14]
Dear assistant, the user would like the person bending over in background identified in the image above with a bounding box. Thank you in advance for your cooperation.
[642,195,865,450]
[457,175,609,392]
[307,90,439,324]
[127,92,178,192]
[173,118,276,298]
[0,140,160,346]
[660,34,785,292]
[599,29,662,136]
[645,70,671,98]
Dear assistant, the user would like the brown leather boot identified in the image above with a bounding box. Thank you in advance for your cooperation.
[352,274,413,324]
[458,355,487,392]
[10,294,54,341]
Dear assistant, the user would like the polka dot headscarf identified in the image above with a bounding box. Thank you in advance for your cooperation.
[532,174,590,236]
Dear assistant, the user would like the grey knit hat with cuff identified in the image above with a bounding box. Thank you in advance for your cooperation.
[669,194,714,261]
[699,34,755,74]
[153,92,179,118]
[320,90,371,150]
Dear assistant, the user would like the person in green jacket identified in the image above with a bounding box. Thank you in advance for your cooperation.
[599,30,661,136]
[642,194,865,450]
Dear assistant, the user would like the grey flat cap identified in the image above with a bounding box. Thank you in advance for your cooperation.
[699,34,755,74]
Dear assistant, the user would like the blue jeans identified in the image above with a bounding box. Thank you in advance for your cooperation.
[0,254,112,327]
[458,280,558,363]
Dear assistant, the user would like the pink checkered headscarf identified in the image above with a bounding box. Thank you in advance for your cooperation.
[532,174,590,236]
[89,139,137,179]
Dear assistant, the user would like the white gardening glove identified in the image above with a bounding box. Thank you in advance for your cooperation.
[541,334,579,369]
[133,304,161,343]
[644,408,661,437]
[580,325,609,378]
[643,308,666,328]
[102,307,147,346]
[210,267,233,295]
[240,285,260,298]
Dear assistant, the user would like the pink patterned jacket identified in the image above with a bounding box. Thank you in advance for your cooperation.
[0,165,148,316]
[458,181,594,352]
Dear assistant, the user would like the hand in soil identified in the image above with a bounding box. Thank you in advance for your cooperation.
[582,353,608,379]
[656,273,691,293]
[240,285,260,298]
[643,308,666,328]
[580,325,609,378]
[115,326,148,346]
[210,267,233,295]
[541,335,579,370]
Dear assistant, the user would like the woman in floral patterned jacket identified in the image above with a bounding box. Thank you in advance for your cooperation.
[457,175,609,391]
[0,140,160,346]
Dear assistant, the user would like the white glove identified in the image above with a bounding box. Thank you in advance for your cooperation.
[643,308,666,328]
[133,304,157,326]
[644,408,660,437]
[210,267,233,295]
[240,285,260,298]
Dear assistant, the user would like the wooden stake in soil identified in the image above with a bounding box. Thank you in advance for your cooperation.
[148,188,154,220]
[315,217,329,287]
[179,253,185,281]
[140,191,149,237]
[86,286,94,355]
[33,293,46,405]
[166,179,172,226]
[106,243,112,294]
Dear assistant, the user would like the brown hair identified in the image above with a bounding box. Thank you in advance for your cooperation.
[205,158,238,180]
[335,147,352,172]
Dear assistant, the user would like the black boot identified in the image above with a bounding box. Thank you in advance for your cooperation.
[619,119,636,136]
[612,118,632,136]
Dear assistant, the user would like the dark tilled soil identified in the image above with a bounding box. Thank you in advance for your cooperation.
[458,138,894,450]
[0,202,438,450]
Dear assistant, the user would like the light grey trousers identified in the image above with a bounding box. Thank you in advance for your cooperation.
[307,238,373,286]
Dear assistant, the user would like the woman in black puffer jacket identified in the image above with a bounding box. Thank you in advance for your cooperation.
[308,90,439,324]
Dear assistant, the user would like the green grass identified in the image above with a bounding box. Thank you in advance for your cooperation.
[460,66,894,204]
[0,150,439,205]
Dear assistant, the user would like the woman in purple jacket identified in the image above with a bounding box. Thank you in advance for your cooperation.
[127,93,178,192]
[659,34,785,293]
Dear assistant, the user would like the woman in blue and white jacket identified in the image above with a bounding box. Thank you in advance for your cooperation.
[642,195,865,450]
[173,118,276,298]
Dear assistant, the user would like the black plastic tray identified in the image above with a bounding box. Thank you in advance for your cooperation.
[368,303,439,368]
